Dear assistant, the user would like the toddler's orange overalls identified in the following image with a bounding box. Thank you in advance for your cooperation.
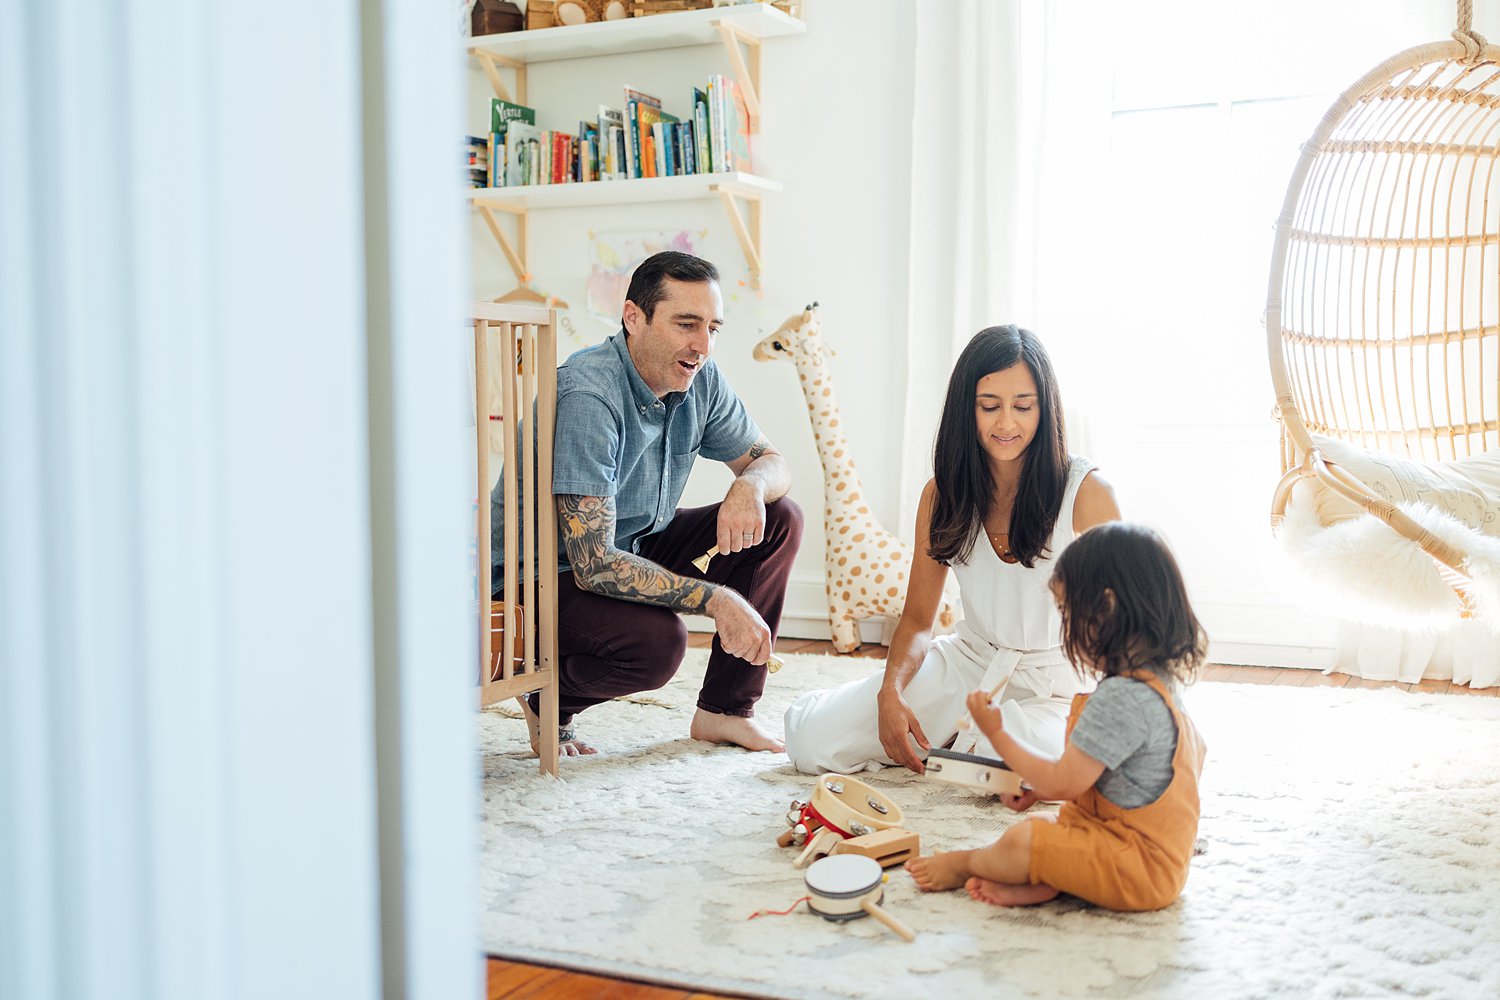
[1028,670,1206,911]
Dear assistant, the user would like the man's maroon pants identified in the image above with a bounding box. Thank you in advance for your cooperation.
[538,497,803,727]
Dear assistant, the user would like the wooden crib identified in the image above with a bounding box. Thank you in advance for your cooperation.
[474,302,559,776]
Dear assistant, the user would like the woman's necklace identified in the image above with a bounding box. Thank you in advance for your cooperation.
[987,526,1016,562]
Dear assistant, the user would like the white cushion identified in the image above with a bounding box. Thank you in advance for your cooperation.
[1308,433,1500,536]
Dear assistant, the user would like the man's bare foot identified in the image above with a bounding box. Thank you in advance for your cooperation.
[689,708,785,752]
[905,851,973,891]
[517,697,596,757]
[965,876,1059,907]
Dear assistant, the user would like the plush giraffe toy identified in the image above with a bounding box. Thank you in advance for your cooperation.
[753,304,958,652]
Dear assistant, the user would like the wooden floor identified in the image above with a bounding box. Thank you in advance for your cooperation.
[488,635,1497,999]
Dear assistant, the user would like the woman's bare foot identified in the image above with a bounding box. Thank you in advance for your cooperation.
[965,876,1059,907]
[689,708,785,752]
[517,697,597,757]
[905,851,973,891]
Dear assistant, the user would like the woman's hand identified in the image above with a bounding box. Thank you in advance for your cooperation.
[877,688,931,774]
[965,689,1003,739]
[1000,787,1041,812]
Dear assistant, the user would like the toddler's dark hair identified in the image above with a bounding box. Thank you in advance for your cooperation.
[1051,522,1206,683]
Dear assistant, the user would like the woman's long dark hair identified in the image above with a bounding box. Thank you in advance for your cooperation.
[927,325,1069,567]
[1052,522,1207,683]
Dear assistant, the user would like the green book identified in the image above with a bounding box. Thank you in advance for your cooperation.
[490,99,536,135]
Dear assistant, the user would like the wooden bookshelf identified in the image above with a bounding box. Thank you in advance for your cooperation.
[466,4,805,65]
[470,170,779,208]
[466,5,803,294]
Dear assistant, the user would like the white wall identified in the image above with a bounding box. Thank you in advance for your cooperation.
[469,0,917,640]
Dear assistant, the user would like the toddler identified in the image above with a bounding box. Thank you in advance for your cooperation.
[906,522,1207,911]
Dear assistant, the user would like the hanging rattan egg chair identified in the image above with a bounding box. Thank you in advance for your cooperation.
[1267,2,1500,625]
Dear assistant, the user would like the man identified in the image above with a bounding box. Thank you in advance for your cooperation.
[495,251,802,756]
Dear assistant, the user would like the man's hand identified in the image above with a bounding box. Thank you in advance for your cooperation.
[706,587,773,665]
[877,687,931,774]
[717,478,766,555]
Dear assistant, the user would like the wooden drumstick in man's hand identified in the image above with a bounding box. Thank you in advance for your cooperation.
[691,545,784,673]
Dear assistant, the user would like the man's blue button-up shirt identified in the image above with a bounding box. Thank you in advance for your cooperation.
[491,331,761,580]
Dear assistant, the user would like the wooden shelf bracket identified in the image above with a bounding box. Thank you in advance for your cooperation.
[470,49,527,105]
[716,22,762,132]
[475,201,570,308]
[713,182,763,289]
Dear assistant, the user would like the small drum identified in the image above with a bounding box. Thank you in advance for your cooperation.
[924,747,1023,797]
[803,855,915,942]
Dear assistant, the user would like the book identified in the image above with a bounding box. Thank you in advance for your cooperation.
[692,87,711,173]
[505,121,541,187]
[720,75,753,173]
[622,85,661,179]
[636,105,675,179]
[490,98,536,136]
[679,120,696,175]
[597,106,625,180]
[609,125,626,180]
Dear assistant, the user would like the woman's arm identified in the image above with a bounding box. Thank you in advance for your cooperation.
[876,480,950,773]
[965,691,1105,800]
[1072,470,1122,534]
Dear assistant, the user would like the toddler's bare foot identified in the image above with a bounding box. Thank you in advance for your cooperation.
[965,876,1059,907]
[905,852,972,891]
[689,708,785,752]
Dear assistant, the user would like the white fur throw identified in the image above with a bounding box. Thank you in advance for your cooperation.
[1277,482,1500,630]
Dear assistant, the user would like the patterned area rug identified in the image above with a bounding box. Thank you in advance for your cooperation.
[479,651,1500,999]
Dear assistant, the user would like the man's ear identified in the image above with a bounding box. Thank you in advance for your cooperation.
[622,299,645,337]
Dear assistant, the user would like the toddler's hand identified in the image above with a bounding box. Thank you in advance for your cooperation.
[1000,787,1040,812]
[965,689,1003,735]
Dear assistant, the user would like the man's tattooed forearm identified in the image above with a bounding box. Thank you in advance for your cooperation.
[557,495,716,613]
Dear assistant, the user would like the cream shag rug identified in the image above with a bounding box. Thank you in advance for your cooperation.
[479,651,1500,999]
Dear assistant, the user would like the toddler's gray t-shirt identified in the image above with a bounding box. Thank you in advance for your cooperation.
[1068,675,1180,808]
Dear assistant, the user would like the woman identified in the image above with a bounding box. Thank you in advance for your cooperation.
[784,325,1120,774]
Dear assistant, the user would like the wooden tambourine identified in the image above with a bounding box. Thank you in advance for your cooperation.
[803,855,915,942]
[809,773,905,837]
[789,773,909,867]
[924,747,1023,797]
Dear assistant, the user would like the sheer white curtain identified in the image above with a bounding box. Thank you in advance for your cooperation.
[897,0,1500,683]
[898,0,1109,534]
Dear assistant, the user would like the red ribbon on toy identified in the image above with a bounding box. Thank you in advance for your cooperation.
[798,801,856,840]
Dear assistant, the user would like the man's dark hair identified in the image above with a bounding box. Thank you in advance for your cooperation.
[623,251,720,327]
[927,325,1069,568]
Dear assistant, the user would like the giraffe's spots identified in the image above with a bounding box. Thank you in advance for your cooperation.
[888,587,899,597]
[834,449,844,458]
[875,574,884,583]
[853,533,865,542]
[839,525,849,534]
[836,482,847,491]
[838,556,847,566]
[829,419,839,427]
[842,591,851,601]
[850,566,861,576]
[858,506,869,514]
[878,539,887,548]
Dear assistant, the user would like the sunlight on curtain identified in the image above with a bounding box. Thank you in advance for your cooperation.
[900,0,1500,671]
